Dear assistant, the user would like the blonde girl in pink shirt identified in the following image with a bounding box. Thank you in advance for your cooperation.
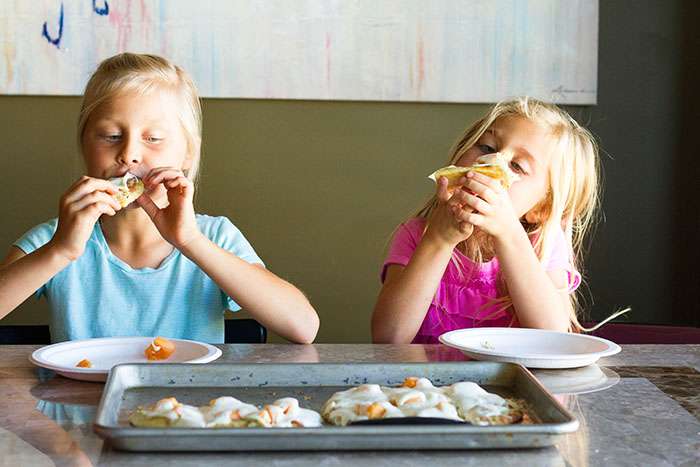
[372,97,600,344]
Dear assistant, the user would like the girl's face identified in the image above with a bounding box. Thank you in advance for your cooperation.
[81,90,190,208]
[456,115,552,222]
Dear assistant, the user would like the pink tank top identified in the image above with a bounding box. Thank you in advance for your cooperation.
[381,218,580,344]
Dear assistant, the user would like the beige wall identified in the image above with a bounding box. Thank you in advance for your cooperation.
[0,95,487,342]
[2,0,698,339]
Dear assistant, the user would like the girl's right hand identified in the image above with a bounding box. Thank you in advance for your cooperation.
[423,176,474,246]
[49,176,121,261]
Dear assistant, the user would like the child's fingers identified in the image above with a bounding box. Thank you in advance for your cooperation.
[458,191,491,215]
[449,188,477,212]
[65,189,121,213]
[136,193,160,220]
[458,221,473,235]
[143,167,186,187]
[62,176,118,205]
[66,198,118,221]
[454,208,481,227]
[464,171,503,199]
[163,175,194,200]
[436,176,451,203]
[163,175,193,189]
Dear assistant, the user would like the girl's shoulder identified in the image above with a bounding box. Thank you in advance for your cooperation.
[194,213,252,244]
[195,214,263,265]
[388,217,428,251]
[195,213,229,229]
[397,217,427,238]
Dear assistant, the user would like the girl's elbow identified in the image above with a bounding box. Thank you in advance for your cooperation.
[371,324,392,343]
[295,306,320,344]
[371,322,411,344]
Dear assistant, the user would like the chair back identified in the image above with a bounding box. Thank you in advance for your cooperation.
[224,319,267,343]
[0,320,267,344]
[0,325,52,344]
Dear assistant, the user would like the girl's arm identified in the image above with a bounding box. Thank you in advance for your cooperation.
[491,230,571,331]
[371,178,473,344]
[0,246,70,319]
[455,172,570,331]
[138,168,319,344]
[0,177,120,319]
[178,237,319,344]
[372,242,454,344]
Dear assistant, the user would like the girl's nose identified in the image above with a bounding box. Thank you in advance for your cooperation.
[118,136,142,165]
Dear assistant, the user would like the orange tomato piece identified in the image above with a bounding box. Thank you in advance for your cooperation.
[402,396,422,405]
[144,337,176,361]
[367,403,386,419]
[76,359,93,368]
[399,377,419,388]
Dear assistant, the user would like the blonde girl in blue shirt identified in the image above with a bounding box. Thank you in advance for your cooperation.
[0,53,319,343]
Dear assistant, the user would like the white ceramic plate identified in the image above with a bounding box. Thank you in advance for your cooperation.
[30,337,222,382]
[439,328,621,369]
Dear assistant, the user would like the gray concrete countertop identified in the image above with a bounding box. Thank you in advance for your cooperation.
[1,344,698,466]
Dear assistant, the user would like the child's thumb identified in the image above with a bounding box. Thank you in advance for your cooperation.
[136,194,160,220]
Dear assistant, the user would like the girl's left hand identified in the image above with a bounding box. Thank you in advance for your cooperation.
[136,167,201,249]
[451,171,522,239]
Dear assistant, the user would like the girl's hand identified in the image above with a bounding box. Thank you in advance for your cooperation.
[50,176,121,261]
[451,171,522,239]
[423,176,474,246]
[137,167,201,249]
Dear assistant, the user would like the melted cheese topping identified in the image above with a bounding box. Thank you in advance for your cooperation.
[242,397,323,428]
[130,396,321,428]
[322,378,518,426]
[109,172,137,189]
[446,382,512,425]
[108,172,145,207]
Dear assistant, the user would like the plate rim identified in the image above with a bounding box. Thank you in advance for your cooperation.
[438,327,622,361]
[29,336,222,376]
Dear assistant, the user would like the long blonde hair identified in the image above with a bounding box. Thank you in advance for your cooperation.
[77,53,203,184]
[415,96,600,330]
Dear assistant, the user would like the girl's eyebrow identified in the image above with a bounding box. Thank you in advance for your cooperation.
[485,127,541,167]
[515,148,543,168]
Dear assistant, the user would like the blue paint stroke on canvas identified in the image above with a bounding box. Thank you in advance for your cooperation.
[93,0,109,16]
[41,3,64,48]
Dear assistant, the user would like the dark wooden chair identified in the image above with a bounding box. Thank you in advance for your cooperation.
[0,319,266,344]
[0,324,52,344]
[224,318,267,343]
[581,322,700,344]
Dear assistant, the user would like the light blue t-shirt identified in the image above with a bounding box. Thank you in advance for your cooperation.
[14,215,264,343]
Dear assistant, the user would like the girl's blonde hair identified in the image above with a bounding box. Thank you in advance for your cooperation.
[77,53,202,184]
[415,96,600,331]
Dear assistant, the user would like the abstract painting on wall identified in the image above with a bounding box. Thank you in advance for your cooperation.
[0,0,598,104]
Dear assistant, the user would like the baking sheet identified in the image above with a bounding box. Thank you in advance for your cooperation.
[93,362,578,451]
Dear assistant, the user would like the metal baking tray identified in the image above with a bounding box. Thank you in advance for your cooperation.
[93,361,578,451]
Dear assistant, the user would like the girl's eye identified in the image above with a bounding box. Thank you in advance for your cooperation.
[145,137,162,143]
[510,161,524,173]
[480,144,496,153]
[105,135,121,141]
